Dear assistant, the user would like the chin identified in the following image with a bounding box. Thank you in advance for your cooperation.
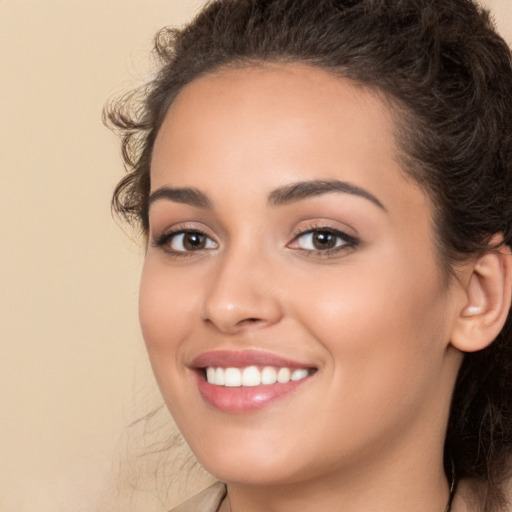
[201,459,305,487]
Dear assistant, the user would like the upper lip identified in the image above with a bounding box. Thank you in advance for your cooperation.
[191,349,315,369]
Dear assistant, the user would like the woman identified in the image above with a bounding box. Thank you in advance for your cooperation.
[106,0,512,510]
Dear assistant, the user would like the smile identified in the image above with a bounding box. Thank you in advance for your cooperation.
[191,350,317,412]
[205,366,311,387]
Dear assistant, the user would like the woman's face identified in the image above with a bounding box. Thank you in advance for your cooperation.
[141,64,463,486]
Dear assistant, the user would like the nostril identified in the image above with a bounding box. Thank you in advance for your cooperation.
[203,316,261,329]
[238,317,262,325]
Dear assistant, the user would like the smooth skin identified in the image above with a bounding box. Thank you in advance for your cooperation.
[140,63,512,512]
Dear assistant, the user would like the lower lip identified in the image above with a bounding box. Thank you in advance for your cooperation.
[195,372,313,413]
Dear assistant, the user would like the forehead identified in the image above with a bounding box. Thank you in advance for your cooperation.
[155,64,396,162]
[151,63,429,223]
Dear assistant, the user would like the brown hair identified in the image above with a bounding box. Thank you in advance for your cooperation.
[105,0,512,509]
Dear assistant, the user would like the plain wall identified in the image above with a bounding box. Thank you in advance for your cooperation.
[0,2,212,511]
[0,1,510,511]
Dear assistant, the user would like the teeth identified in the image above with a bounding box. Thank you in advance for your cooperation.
[206,367,216,383]
[277,367,291,383]
[291,368,309,381]
[205,366,311,387]
[224,367,241,387]
[261,366,277,385]
[242,366,261,387]
[214,367,225,386]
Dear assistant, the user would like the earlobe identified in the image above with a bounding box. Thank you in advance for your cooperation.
[451,244,512,353]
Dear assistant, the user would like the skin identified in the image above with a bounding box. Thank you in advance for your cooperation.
[141,63,471,512]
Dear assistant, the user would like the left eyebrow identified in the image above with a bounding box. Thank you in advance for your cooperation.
[147,186,213,209]
[268,179,386,211]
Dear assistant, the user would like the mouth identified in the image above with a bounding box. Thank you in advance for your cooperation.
[191,350,318,413]
[202,365,314,387]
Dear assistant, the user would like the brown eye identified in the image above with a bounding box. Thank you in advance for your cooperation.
[311,231,337,250]
[291,228,358,254]
[182,232,207,250]
[167,231,218,252]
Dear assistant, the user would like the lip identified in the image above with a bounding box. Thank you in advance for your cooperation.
[190,349,317,413]
[191,349,312,369]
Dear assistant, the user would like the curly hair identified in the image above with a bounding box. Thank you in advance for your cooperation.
[105,0,512,509]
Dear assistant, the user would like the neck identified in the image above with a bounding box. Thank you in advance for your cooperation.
[225,451,451,512]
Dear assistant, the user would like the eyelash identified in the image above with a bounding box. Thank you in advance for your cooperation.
[153,228,218,257]
[152,226,359,258]
[288,226,359,257]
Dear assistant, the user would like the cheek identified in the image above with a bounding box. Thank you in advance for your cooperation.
[289,254,450,395]
[287,266,451,456]
[138,260,207,428]
[138,260,195,366]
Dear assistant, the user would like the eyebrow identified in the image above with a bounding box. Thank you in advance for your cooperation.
[268,179,386,210]
[148,187,212,209]
[148,179,386,211]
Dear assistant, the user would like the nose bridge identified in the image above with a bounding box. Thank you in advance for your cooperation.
[202,239,282,332]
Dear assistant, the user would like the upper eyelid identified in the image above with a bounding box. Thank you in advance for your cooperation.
[151,221,215,239]
[290,221,358,239]
[290,227,358,244]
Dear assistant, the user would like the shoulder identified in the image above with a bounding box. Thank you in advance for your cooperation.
[168,482,227,512]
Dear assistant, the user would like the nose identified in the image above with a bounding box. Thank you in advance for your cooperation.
[201,246,283,334]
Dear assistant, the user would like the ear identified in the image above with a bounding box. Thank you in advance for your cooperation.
[450,243,512,353]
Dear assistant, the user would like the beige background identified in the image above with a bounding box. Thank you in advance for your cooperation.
[0,1,510,511]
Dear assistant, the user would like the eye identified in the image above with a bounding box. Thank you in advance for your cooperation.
[155,230,218,253]
[290,228,358,254]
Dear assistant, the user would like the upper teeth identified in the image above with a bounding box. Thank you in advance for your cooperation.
[205,366,310,387]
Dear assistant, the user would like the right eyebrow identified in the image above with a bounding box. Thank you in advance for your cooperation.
[148,186,213,209]
[268,179,386,211]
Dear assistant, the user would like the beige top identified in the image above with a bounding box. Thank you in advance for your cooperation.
[169,482,227,512]
[169,478,512,511]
